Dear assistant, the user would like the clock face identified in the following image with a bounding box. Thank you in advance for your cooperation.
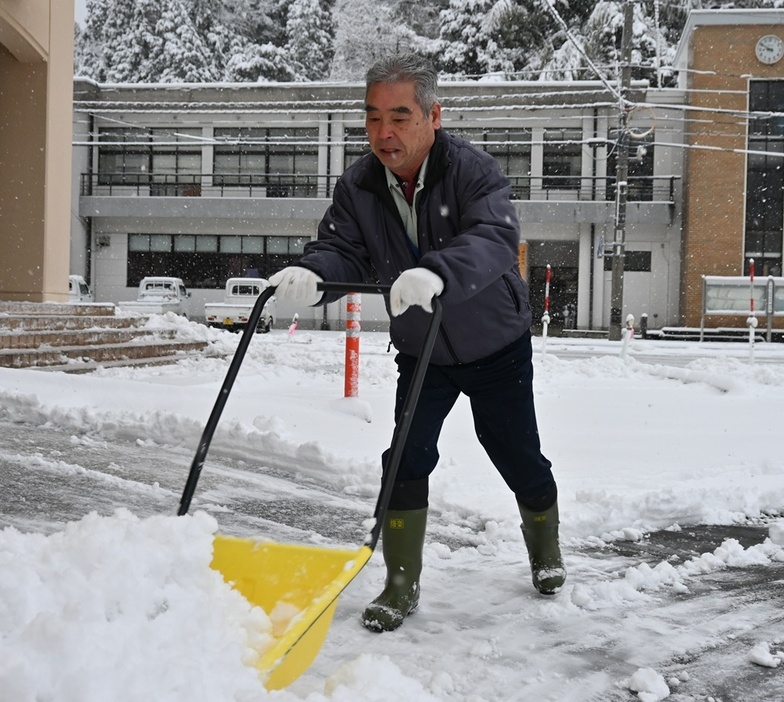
[755,34,784,65]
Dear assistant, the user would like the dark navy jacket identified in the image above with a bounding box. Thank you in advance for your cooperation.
[296,128,533,366]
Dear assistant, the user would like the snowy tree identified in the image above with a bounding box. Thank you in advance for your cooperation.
[75,0,784,84]
[102,0,167,82]
[285,0,335,81]
[153,1,221,82]
[76,0,145,81]
[189,0,244,76]
[436,0,553,79]
[392,0,446,41]
[224,40,296,82]
[330,0,411,81]
[226,0,289,46]
[76,0,214,82]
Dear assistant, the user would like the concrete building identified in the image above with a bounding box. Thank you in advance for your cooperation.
[72,79,684,331]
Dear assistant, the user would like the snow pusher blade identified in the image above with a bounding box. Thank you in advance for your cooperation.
[211,536,372,690]
[178,282,442,690]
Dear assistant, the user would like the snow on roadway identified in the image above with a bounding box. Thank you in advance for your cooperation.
[1,315,784,701]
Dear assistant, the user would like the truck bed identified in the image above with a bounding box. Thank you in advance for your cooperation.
[204,301,273,332]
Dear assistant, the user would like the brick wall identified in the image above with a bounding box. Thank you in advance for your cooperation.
[682,24,784,327]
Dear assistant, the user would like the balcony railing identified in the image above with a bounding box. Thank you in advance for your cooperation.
[508,175,679,202]
[81,173,679,203]
[81,173,327,198]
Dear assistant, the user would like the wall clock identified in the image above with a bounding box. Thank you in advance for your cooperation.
[755,34,784,65]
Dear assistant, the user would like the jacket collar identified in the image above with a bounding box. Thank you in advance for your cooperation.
[356,128,450,199]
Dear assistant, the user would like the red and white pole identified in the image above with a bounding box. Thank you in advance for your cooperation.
[344,293,361,397]
[541,264,552,355]
[621,313,635,361]
[544,264,551,316]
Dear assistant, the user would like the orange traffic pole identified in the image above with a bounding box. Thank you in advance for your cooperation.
[344,293,361,397]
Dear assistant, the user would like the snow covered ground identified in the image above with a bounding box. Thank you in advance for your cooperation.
[1,313,784,702]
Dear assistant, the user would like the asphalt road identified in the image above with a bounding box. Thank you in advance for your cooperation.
[2,419,783,701]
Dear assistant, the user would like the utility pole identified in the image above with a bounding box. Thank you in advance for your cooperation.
[608,0,634,341]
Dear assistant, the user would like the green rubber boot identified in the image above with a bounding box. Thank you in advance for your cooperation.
[362,508,427,632]
[518,499,566,595]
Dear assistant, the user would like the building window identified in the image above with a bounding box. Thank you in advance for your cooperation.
[213,127,265,187]
[453,129,532,199]
[213,127,319,196]
[98,128,150,186]
[127,234,308,288]
[606,133,655,201]
[542,128,582,190]
[745,80,784,276]
[602,250,652,272]
[344,127,369,168]
[150,129,202,195]
[98,128,202,193]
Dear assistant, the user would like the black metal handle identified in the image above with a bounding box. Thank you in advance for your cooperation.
[178,281,443,554]
[365,296,441,549]
[317,282,443,549]
[317,282,391,296]
[178,286,277,515]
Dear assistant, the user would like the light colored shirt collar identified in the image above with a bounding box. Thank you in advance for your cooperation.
[385,153,429,203]
[385,155,429,249]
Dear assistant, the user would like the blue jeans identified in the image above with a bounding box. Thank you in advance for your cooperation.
[384,331,555,509]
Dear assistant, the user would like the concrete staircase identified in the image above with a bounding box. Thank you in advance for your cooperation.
[0,301,211,372]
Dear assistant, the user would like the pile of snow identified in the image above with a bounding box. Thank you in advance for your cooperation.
[0,510,269,701]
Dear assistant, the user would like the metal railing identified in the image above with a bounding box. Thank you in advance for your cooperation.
[81,172,679,203]
[81,173,328,198]
[508,175,678,202]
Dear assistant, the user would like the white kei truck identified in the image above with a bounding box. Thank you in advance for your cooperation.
[119,276,191,317]
[204,277,276,333]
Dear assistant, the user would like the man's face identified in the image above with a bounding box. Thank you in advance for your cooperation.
[365,80,441,182]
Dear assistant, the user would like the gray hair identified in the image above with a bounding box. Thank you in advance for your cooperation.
[365,53,439,116]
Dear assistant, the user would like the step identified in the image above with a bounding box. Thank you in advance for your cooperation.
[0,301,117,317]
[0,327,176,350]
[0,338,208,369]
[32,352,217,374]
[0,315,141,332]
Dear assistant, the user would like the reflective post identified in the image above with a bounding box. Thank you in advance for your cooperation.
[345,293,361,397]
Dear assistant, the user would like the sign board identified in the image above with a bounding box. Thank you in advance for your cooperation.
[702,275,784,316]
[701,275,784,342]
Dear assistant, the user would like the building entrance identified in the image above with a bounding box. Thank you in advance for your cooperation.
[525,239,581,332]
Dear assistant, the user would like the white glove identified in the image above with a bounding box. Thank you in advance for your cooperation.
[269,267,323,306]
[390,268,444,316]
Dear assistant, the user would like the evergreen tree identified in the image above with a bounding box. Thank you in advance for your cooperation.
[577,1,625,80]
[76,0,144,81]
[77,0,216,83]
[393,0,447,40]
[436,0,551,79]
[153,0,221,82]
[285,0,335,81]
[190,0,242,76]
[330,0,406,80]
[225,40,296,82]
[75,0,784,85]
[105,0,166,82]
[436,0,493,78]
[228,0,288,46]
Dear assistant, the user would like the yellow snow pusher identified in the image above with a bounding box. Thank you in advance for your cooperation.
[178,282,442,690]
